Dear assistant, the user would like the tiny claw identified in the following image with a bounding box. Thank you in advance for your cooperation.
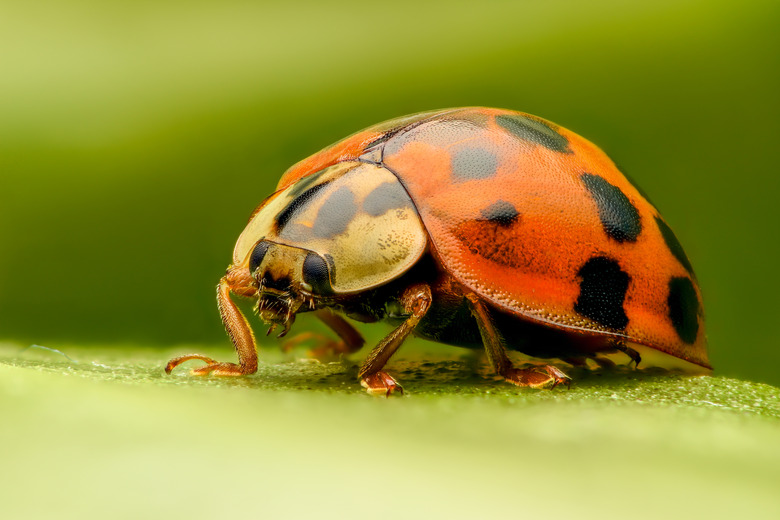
[266,323,277,336]
[360,371,404,397]
[277,320,292,338]
[503,365,571,389]
[545,365,572,390]
[164,354,219,374]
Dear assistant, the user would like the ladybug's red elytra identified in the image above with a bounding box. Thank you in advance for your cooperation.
[166,107,709,395]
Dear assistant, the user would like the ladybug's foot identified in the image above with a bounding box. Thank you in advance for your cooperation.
[503,365,571,389]
[164,354,255,376]
[282,332,353,360]
[360,371,404,397]
[469,294,570,390]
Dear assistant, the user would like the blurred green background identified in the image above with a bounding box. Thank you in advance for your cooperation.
[1,0,779,384]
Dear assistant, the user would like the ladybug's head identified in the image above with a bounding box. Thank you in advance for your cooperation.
[225,240,334,337]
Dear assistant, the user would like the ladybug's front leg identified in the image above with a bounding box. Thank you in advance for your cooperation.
[358,283,432,396]
[165,277,258,376]
[467,293,571,389]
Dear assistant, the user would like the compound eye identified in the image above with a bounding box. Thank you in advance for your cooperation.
[248,241,270,273]
[302,252,333,295]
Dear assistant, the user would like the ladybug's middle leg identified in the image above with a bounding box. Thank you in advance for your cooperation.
[358,283,432,396]
[283,309,366,359]
[467,293,571,389]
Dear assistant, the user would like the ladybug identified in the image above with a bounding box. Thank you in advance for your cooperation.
[166,107,709,395]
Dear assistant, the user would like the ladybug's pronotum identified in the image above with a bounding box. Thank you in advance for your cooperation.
[166,108,709,395]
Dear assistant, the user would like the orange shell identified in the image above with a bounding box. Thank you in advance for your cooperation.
[277,108,709,369]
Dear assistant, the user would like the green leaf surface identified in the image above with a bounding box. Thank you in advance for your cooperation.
[1,343,779,519]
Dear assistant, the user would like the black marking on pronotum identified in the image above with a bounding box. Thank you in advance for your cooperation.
[480,200,519,226]
[363,181,413,216]
[248,241,271,273]
[275,181,331,231]
[581,173,642,243]
[286,167,332,199]
[302,252,333,295]
[668,276,700,344]
[495,114,572,153]
[655,216,695,275]
[312,186,357,238]
[574,256,630,330]
[450,146,499,182]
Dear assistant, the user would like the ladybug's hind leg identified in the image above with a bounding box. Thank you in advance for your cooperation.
[358,283,432,396]
[467,293,571,389]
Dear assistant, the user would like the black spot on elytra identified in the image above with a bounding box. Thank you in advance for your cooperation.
[574,256,630,330]
[302,252,333,295]
[581,173,642,243]
[496,114,571,153]
[275,181,331,231]
[312,186,357,238]
[655,216,695,275]
[451,146,499,182]
[668,277,700,344]
[480,200,519,226]
[363,181,412,216]
[453,220,526,269]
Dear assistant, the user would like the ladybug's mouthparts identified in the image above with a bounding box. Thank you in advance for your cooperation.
[256,293,300,338]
